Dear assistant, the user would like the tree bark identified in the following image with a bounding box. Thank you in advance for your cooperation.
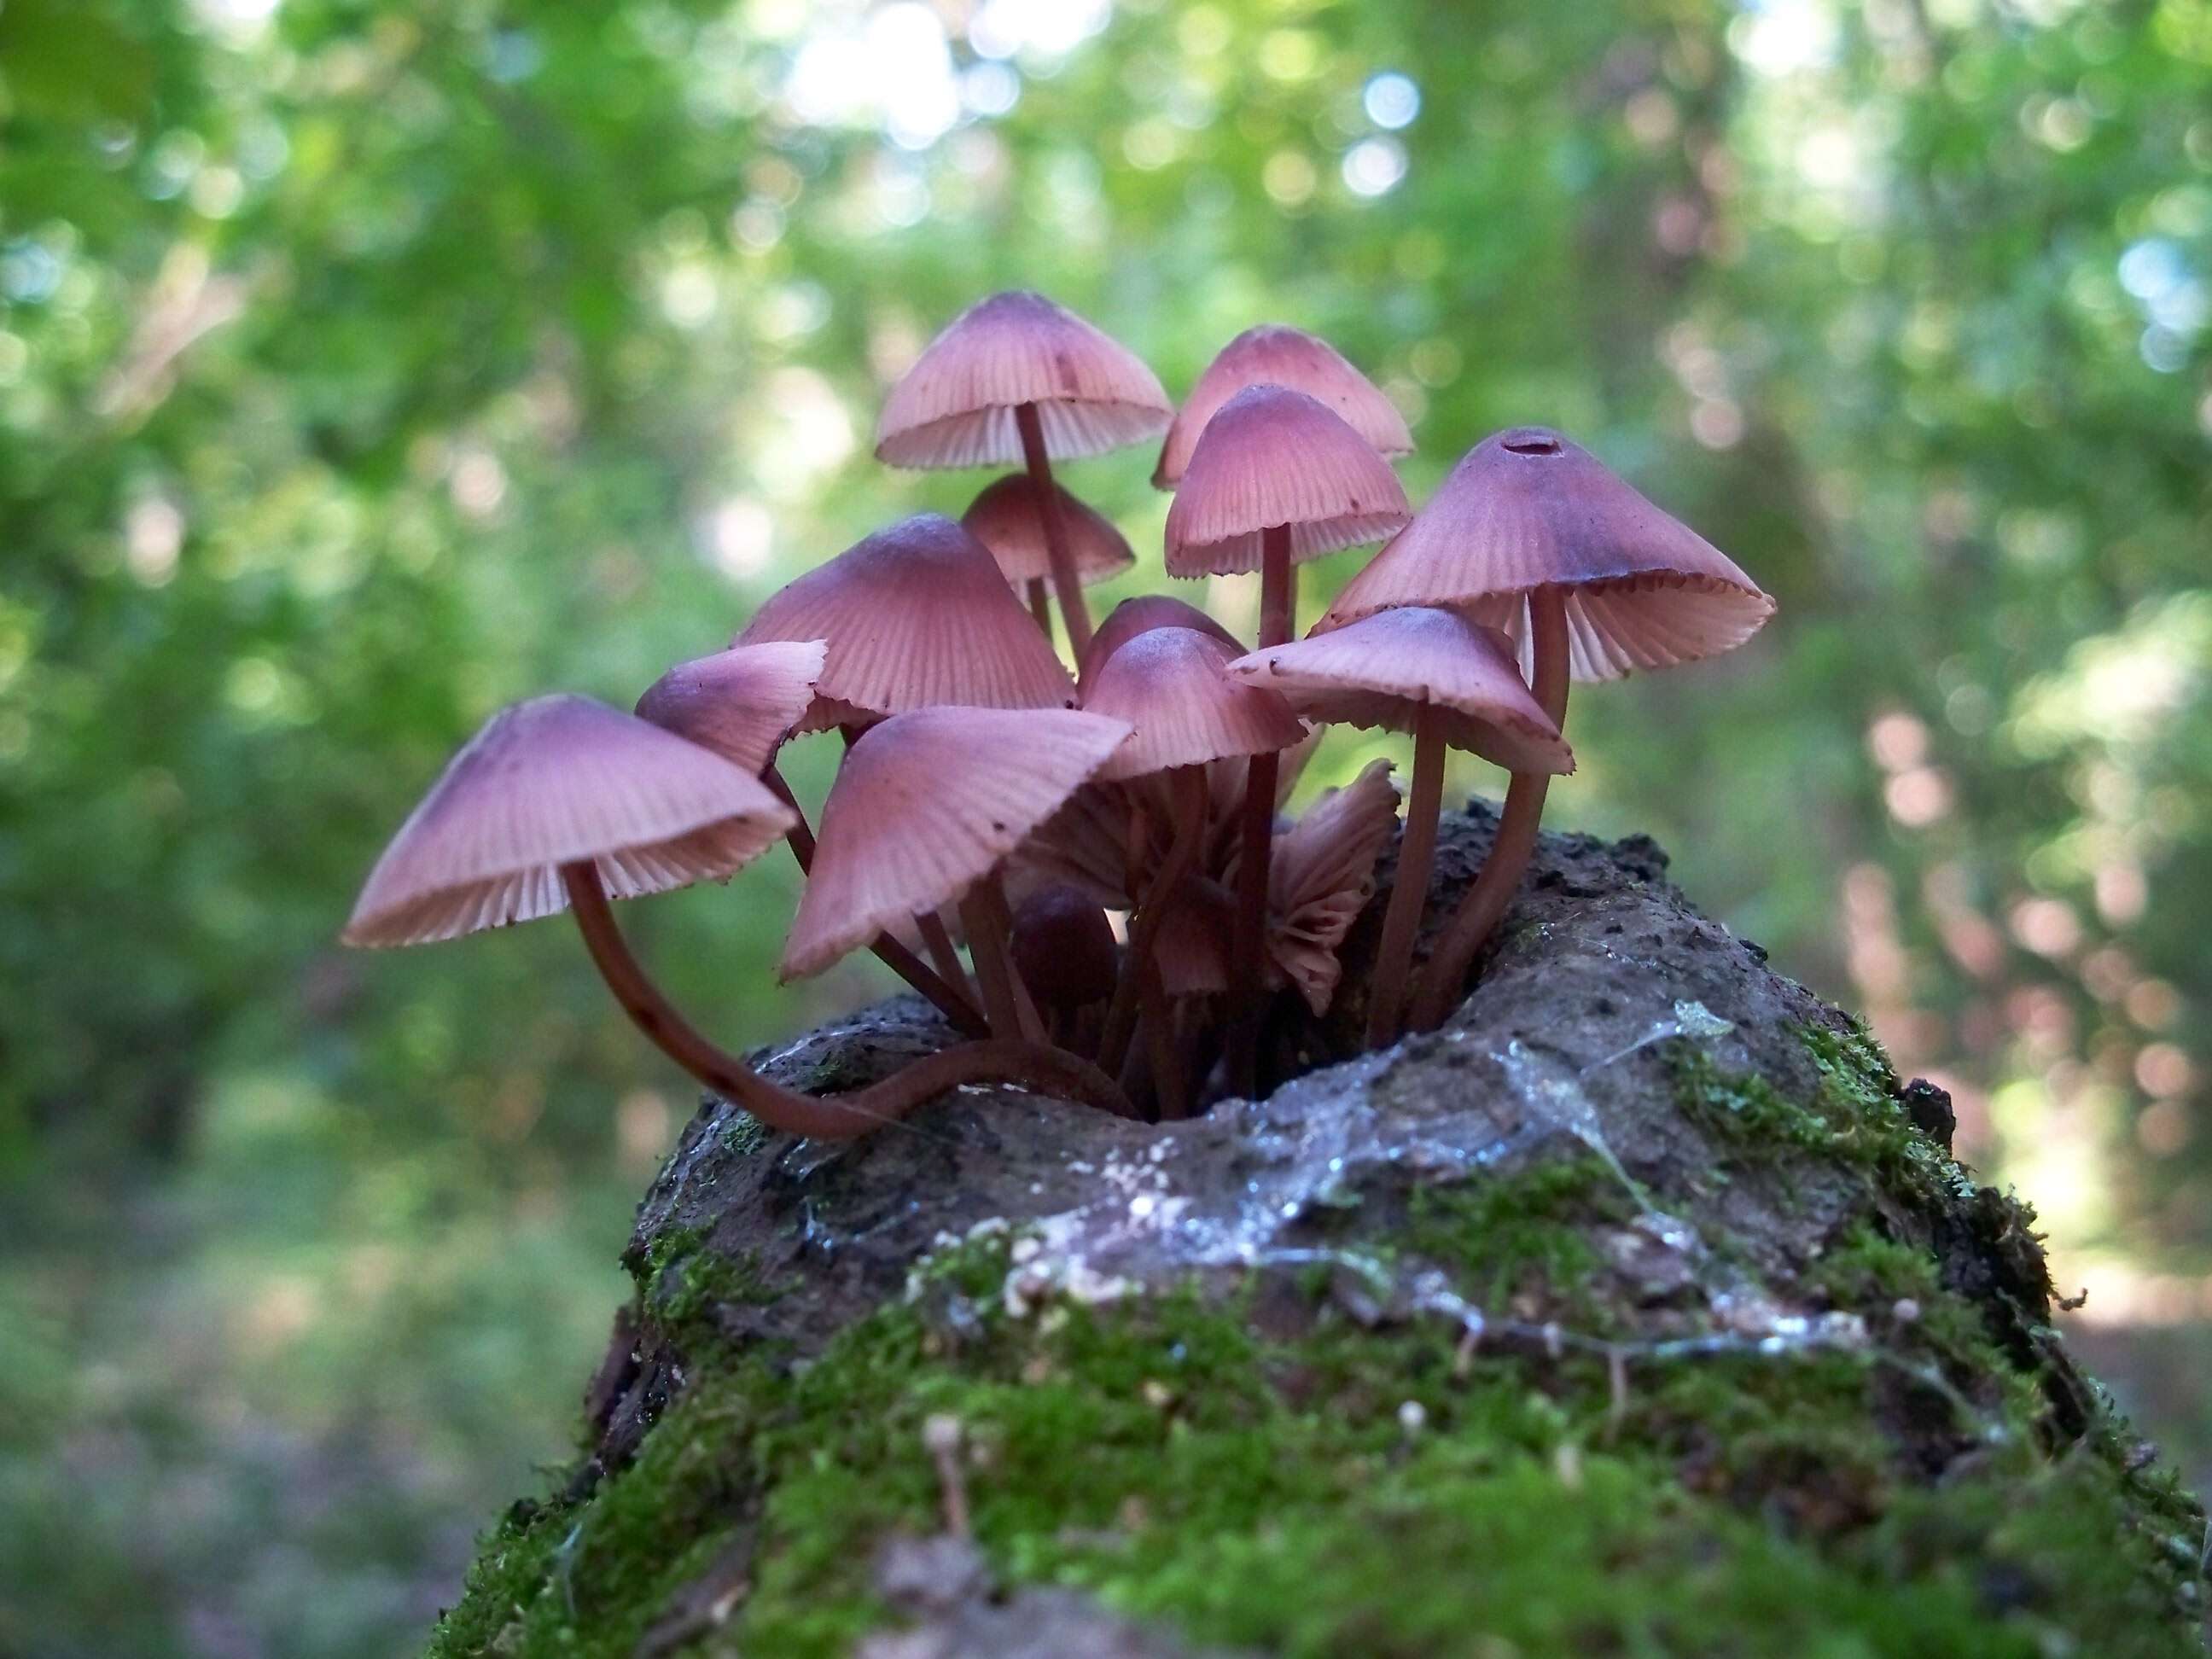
[427,805,2208,1659]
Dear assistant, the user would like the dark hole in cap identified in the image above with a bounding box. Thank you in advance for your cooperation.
[1500,428,1563,456]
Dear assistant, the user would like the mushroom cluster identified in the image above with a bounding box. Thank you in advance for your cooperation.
[344,294,1773,1136]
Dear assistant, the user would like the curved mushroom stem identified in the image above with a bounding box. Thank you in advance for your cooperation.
[1364,701,1447,1051]
[762,762,987,1039]
[562,861,1138,1135]
[1024,578,1054,639]
[956,870,1036,1042]
[1407,587,1571,1033]
[1014,401,1092,655]
[1097,765,1208,1079]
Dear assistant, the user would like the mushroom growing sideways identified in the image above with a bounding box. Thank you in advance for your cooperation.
[874,291,1173,654]
[1317,427,1773,1032]
[780,705,1136,1074]
[1227,607,1572,1048]
[342,696,1126,1136]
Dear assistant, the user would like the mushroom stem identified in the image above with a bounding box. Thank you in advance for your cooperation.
[1024,578,1053,639]
[1364,701,1446,1051]
[562,861,1139,1133]
[956,871,1030,1041]
[1407,587,1571,1032]
[1097,766,1209,1079]
[917,910,973,1001]
[761,763,987,1038]
[1258,522,1296,649]
[1138,960,1187,1121]
[1014,400,1093,655]
[1226,523,1296,1091]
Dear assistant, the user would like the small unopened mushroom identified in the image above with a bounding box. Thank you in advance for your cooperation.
[1228,607,1572,1047]
[875,292,1172,654]
[1153,322,1411,490]
[634,639,982,1037]
[781,706,1135,1064]
[1080,626,1306,1103]
[961,474,1134,641]
[1164,383,1411,1076]
[1317,428,1772,1030]
[345,696,1128,1136]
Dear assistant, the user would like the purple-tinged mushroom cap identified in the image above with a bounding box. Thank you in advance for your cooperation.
[733,513,1075,731]
[875,292,1173,470]
[633,639,825,775]
[1155,323,1411,489]
[779,707,1132,981]
[1314,426,1774,682]
[1162,383,1412,578]
[343,695,795,948]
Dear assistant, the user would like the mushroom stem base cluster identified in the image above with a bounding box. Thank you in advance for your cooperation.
[562,862,1138,1135]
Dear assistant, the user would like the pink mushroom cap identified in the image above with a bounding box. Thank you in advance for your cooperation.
[1163,383,1412,577]
[779,706,1132,981]
[1083,625,1307,783]
[1154,323,1411,489]
[1315,426,1775,682]
[733,513,1075,731]
[1225,607,1573,777]
[961,473,1135,588]
[875,291,1173,470]
[633,639,826,774]
[1075,595,1244,700]
[343,695,795,948]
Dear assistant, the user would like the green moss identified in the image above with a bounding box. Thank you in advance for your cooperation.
[633,1225,785,1348]
[1670,1024,1976,1225]
[719,1111,771,1161]
[1406,1155,1628,1318]
[433,1237,2203,1658]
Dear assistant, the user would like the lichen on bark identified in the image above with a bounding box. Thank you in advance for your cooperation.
[428,804,2209,1658]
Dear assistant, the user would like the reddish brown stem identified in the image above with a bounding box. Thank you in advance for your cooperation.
[1015,400,1092,655]
[1365,702,1446,1051]
[917,910,973,1003]
[1097,767,1208,1078]
[1227,525,1296,1091]
[562,861,1138,1134]
[1407,587,1571,1032]
[1138,960,1187,1121]
[1024,578,1053,640]
[956,871,1031,1042]
[762,762,986,1038]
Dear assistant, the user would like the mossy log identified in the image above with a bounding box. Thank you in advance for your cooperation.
[430,804,2209,1657]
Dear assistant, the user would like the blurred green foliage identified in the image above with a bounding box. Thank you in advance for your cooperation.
[1,0,2207,1652]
